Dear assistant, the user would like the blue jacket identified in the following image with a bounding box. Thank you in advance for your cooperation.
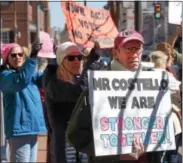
[0,58,47,138]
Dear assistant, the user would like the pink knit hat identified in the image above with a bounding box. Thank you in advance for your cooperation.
[1,43,21,64]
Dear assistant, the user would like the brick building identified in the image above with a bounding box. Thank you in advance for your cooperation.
[0,1,51,48]
[0,2,50,161]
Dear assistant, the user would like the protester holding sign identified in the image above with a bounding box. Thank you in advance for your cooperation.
[66,29,168,163]
[0,41,46,162]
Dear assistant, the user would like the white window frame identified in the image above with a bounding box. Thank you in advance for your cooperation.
[2,31,10,43]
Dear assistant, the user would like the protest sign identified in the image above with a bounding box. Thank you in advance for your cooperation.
[88,71,176,156]
[168,2,182,25]
[61,1,118,48]
[37,31,55,58]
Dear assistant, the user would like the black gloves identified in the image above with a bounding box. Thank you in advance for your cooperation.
[88,48,100,62]
[30,38,42,58]
[89,60,108,70]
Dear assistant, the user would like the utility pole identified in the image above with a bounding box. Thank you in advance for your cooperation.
[84,0,87,6]
[134,1,143,33]
[164,5,168,42]
[36,2,40,38]
[14,1,17,42]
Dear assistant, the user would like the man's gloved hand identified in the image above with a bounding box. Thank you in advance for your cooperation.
[30,38,42,58]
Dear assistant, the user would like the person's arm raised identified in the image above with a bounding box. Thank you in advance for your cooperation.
[167,25,182,47]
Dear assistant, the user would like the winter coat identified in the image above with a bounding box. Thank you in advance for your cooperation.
[43,64,83,126]
[0,58,47,138]
[43,64,87,163]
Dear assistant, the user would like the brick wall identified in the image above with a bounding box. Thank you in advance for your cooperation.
[1,1,50,46]
[1,2,29,47]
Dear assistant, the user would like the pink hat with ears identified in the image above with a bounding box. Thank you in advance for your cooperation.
[1,43,21,64]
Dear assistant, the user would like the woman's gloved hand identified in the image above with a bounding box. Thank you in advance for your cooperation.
[30,38,42,58]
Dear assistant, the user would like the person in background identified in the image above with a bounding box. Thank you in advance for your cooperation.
[150,50,182,163]
[36,38,56,163]
[156,42,181,78]
[43,41,89,163]
[150,50,181,93]
[0,41,47,162]
[156,24,182,81]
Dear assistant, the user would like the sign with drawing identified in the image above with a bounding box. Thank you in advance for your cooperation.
[61,1,118,48]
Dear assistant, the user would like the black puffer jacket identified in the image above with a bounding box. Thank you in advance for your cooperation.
[43,64,91,163]
[43,64,84,125]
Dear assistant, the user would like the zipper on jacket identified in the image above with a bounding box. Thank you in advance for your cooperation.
[19,92,25,126]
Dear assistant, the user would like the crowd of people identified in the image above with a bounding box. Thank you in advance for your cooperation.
[0,26,182,163]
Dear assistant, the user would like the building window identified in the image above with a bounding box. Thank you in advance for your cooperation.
[2,31,10,43]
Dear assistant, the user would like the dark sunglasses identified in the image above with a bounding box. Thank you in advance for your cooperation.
[66,55,83,61]
[10,53,24,58]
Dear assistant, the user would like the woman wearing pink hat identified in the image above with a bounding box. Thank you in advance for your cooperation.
[0,42,47,162]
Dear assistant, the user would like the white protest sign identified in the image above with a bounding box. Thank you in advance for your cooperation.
[88,71,176,156]
[168,2,182,25]
[126,9,135,30]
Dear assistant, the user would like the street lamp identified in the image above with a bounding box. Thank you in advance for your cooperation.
[13,1,18,42]
[134,1,143,33]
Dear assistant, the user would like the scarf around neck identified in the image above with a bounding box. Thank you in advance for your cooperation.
[111,60,127,71]
[111,59,142,71]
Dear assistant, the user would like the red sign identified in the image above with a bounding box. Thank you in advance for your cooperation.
[61,1,118,48]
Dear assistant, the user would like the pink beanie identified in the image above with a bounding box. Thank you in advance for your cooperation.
[1,43,20,64]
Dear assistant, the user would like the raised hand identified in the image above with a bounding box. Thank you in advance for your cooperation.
[30,38,42,58]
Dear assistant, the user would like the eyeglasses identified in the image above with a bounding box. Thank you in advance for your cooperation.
[66,55,83,62]
[10,53,24,58]
[121,47,142,54]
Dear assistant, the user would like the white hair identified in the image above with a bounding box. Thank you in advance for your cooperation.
[150,51,168,66]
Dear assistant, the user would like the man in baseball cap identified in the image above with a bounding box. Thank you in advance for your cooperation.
[68,30,153,163]
[112,29,144,71]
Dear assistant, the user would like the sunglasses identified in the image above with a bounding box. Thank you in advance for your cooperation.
[120,47,142,54]
[66,55,83,61]
[10,53,24,58]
